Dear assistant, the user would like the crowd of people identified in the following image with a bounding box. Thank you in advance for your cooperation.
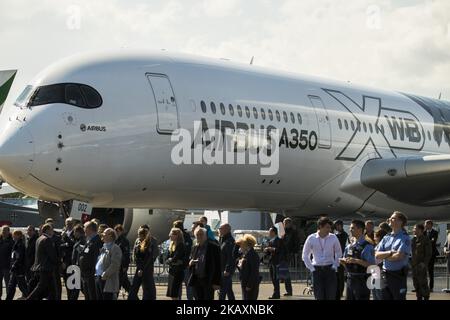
[0,211,448,301]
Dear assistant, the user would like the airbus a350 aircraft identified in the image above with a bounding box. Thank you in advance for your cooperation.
[1,51,450,221]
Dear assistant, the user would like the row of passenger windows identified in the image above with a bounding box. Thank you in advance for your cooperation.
[338,118,434,141]
[337,118,383,134]
[200,101,303,125]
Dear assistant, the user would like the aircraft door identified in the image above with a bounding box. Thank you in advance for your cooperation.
[146,74,179,134]
[309,95,331,149]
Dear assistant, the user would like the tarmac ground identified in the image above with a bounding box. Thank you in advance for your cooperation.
[7,279,450,300]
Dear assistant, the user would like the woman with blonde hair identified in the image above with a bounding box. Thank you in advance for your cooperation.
[133,230,158,300]
[236,234,261,300]
[128,227,149,300]
[166,228,185,300]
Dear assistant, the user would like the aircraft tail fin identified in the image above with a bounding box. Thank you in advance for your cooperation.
[0,70,17,110]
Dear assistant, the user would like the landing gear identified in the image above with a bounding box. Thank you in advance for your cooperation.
[37,200,73,221]
[37,200,61,220]
[59,200,72,219]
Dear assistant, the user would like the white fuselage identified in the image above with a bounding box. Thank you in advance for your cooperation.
[1,51,449,220]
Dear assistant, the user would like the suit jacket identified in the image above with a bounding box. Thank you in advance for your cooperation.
[425,229,439,258]
[219,233,236,274]
[189,240,221,287]
[267,237,286,265]
[60,229,75,267]
[115,234,131,269]
[79,234,103,274]
[25,234,38,271]
[283,227,300,255]
[0,235,13,269]
[168,242,186,275]
[31,234,57,272]
[71,237,86,266]
[10,238,26,275]
[238,248,260,289]
[99,243,122,293]
[51,232,63,268]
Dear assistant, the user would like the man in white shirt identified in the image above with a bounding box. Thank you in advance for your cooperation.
[302,217,342,300]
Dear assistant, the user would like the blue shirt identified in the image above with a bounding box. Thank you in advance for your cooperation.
[344,236,376,270]
[377,230,411,271]
[205,225,216,241]
[95,242,113,276]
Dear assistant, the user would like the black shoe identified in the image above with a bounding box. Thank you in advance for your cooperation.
[269,296,280,299]
[283,293,292,296]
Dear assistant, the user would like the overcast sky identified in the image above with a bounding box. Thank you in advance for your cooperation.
[1,0,449,105]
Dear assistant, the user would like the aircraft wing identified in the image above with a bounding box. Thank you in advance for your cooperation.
[361,155,450,206]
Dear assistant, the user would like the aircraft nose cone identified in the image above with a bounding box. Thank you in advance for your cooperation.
[0,126,34,181]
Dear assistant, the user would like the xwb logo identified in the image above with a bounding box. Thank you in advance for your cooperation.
[324,89,425,161]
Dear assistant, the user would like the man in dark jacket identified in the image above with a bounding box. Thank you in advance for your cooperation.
[173,220,194,300]
[114,224,131,294]
[218,223,236,300]
[70,224,86,300]
[282,218,299,296]
[264,226,286,299]
[6,230,28,299]
[61,218,75,299]
[334,219,349,300]
[79,220,102,300]
[45,218,63,300]
[189,227,221,300]
[0,225,13,300]
[25,225,38,293]
[425,220,439,292]
[412,224,432,300]
[27,224,58,300]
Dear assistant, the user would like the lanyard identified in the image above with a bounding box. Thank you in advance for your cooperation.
[319,235,327,256]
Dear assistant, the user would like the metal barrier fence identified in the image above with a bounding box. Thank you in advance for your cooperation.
[127,252,313,285]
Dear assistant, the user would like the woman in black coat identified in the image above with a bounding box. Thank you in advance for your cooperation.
[135,231,158,300]
[6,230,28,300]
[236,234,261,300]
[166,228,186,300]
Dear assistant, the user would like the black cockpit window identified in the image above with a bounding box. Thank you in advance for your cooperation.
[31,84,65,106]
[80,85,102,108]
[27,83,102,108]
[65,84,86,107]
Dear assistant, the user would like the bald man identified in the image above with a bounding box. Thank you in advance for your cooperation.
[218,223,236,300]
